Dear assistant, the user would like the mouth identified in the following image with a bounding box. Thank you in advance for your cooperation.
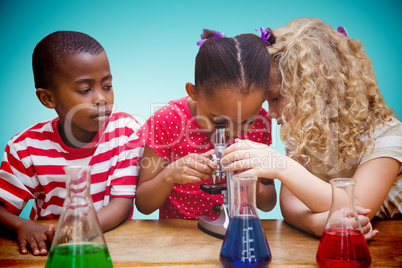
[91,110,112,121]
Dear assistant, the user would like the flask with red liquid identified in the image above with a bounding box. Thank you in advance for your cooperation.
[316,178,371,268]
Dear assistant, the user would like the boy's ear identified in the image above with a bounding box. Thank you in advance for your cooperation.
[185,82,198,101]
[36,88,56,109]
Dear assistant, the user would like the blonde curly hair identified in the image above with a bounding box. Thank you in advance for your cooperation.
[268,17,396,172]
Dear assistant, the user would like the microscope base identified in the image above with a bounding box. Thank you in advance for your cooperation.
[198,205,229,239]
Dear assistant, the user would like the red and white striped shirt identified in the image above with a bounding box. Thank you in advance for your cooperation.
[0,111,143,219]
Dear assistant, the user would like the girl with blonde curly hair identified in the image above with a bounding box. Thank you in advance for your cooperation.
[222,17,402,239]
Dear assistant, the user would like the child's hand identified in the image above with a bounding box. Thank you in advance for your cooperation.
[166,149,218,184]
[325,207,378,241]
[17,222,54,255]
[355,206,379,241]
[221,139,286,178]
[60,213,90,242]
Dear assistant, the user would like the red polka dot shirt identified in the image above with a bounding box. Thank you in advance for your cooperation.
[140,97,272,219]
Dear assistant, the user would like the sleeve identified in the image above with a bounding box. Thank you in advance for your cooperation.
[237,108,272,146]
[0,142,35,215]
[138,104,179,161]
[360,120,402,165]
[109,115,144,198]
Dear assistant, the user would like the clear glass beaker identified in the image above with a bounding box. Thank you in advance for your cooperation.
[220,174,271,268]
[45,166,113,268]
[316,178,371,268]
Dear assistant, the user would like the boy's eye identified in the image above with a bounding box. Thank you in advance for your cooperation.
[103,85,113,91]
[79,88,91,94]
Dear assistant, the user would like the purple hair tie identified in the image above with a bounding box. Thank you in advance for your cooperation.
[197,31,226,46]
[256,27,271,45]
[337,26,350,38]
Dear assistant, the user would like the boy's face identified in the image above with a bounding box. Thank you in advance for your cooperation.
[50,51,114,146]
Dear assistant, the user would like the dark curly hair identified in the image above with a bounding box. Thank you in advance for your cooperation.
[32,31,104,89]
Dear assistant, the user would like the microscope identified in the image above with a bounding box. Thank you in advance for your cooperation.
[198,126,233,239]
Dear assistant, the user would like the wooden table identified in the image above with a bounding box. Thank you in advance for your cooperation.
[0,219,400,267]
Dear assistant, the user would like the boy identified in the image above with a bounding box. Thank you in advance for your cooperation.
[0,31,143,256]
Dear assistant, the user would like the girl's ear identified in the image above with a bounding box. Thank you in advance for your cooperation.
[185,82,198,101]
[36,88,56,109]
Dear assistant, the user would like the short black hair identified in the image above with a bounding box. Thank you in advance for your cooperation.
[194,29,275,96]
[32,31,104,89]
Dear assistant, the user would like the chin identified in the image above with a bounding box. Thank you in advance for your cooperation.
[85,122,106,133]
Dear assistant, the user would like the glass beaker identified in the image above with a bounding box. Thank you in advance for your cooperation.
[316,178,371,268]
[220,174,271,268]
[45,166,113,268]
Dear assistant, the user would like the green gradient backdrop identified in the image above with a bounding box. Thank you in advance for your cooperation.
[1,0,401,220]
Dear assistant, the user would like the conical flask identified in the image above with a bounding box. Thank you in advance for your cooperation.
[45,166,113,268]
[316,178,371,268]
[220,174,271,267]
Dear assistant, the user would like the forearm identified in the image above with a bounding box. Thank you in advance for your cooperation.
[282,205,328,237]
[280,185,328,237]
[352,157,401,219]
[256,179,277,212]
[223,140,333,212]
[278,157,332,212]
[135,168,176,215]
[97,197,133,232]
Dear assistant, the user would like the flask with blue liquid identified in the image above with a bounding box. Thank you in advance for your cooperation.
[220,174,271,268]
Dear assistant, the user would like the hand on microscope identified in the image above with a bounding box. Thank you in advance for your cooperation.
[221,139,285,179]
[165,149,220,184]
[136,147,221,215]
[221,139,277,213]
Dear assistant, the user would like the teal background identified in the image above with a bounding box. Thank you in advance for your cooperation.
[1,0,401,220]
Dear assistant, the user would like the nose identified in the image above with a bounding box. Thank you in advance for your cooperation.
[267,109,278,120]
[94,89,107,107]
